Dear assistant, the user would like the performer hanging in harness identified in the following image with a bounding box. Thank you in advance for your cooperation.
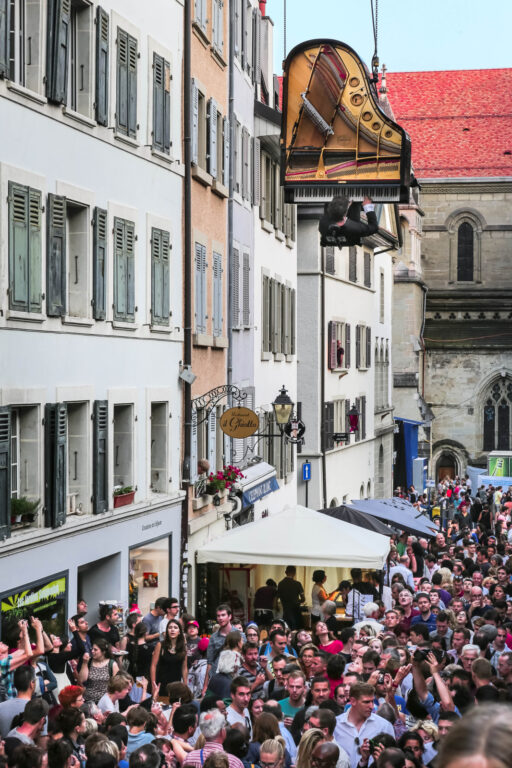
[319,195,378,249]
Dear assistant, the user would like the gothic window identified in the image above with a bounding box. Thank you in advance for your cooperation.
[457,222,474,282]
[483,378,512,452]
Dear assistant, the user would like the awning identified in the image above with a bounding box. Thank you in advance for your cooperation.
[238,461,279,507]
[319,505,394,536]
[350,498,437,538]
[196,505,390,568]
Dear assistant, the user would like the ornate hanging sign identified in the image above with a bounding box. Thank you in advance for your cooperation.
[220,407,259,439]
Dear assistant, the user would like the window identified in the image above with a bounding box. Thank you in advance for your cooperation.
[194,0,207,35]
[151,227,170,326]
[355,325,371,369]
[349,246,357,282]
[233,0,241,56]
[152,53,171,153]
[262,273,271,353]
[46,0,70,103]
[207,98,218,177]
[113,404,133,489]
[327,321,351,370]
[7,0,43,92]
[379,269,385,323]
[150,402,168,493]
[194,242,207,334]
[116,27,137,138]
[66,200,89,318]
[242,252,250,327]
[364,251,371,287]
[8,182,42,313]
[234,120,242,194]
[113,217,135,322]
[284,203,296,241]
[92,400,108,514]
[66,401,89,514]
[483,377,512,452]
[9,406,40,509]
[457,221,474,281]
[333,399,347,436]
[212,251,223,337]
[191,81,207,168]
[262,274,295,357]
[67,0,92,117]
[211,0,223,54]
[251,6,261,86]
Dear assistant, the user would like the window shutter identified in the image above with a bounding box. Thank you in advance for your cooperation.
[8,183,29,312]
[191,79,199,165]
[345,323,351,368]
[92,400,108,514]
[252,9,261,85]
[211,0,218,48]
[223,407,231,465]
[161,230,170,324]
[281,283,287,354]
[194,0,200,24]
[252,137,261,206]
[195,243,206,333]
[241,0,247,69]
[361,396,366,440]
[0,407,11,540]
[151,227,164,324]
[262,274,270,352]
[328,321,337,370]
[200,0,207,31]
[153,54,171,152]
[116,29,128,134]
[125,221,135,320]
[232,248,240,328]
[0,0,10,78]
[95,6,109,125]
[272,279,281,353]
[242,252,250,326]
[208,408,217,474]
[46,0,70,104]
[223,116,230,188]
[114,218,126,320]
[44,403,67,528]
[92,207,107,320]
[349,246,357,282]
[364,251,371,287]
[29,189,43,313]
[46,194,66,317]
[127,35,137,138]
[356,324,361,368]
[325,246,335,275]
[213,251,222,337]
[345,398,351,432]
[190,409,198,483]
[290,288,296,355]
[366,327,371,368]
[323,401,334,452]
[207,98,218,178]
[243,129,250,200]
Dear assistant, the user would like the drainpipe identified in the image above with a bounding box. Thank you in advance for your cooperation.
[181,0,192,608]
[321,252,327,509]
[227,0,235,396]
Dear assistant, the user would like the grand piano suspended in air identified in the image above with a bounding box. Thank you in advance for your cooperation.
[280,39,412,205]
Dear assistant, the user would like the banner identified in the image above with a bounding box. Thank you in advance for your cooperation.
[1,575,67,641]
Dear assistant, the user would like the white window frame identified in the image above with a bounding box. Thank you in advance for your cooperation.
[147,36,174,162]
[109,387,137,507]
[110,11,141,146]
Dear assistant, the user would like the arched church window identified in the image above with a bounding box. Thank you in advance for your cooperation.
[483,378,512,451]
[457,222,474,281]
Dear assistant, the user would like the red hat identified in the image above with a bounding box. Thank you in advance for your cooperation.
[198,637,209,652]
[59,685,85,707]
[187,620,199,628]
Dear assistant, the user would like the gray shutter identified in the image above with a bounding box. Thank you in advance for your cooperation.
[44,403,67,528]
[200,0,207,31]
[232,248,240,328]
[345,324,351,368]
[127,35,137,138]
[163,60,171,153]
[253,9,261,85]
[116,29,128,133]
[46,193,66,317]
[207,98,218,178]
[8,183,29,312]
[28,190,42,313]
[252,137,261,206]
[190,410,198,483]
[208,408,217,475]
[223,407,231,465]
[125,221,135,320]
[161,229,170,324]
[191,78,199,165]
[92,400,108,514]
[366,327,371,368]
[95,6,109,125]
[328,321,337,370]
[151,227,163,323]
[349,246,357,282]
[242,128,250,200]
[92,207,107,320]
[241,0,247,69]
[323,401,334,452]
[211,0,218,48]
[223,116,230,188]
[290,288,296,355]
[325,246,335,275]
[0,0,10,78]
[0,407,11,540]
[356,324,361,368]
[242,252,250,326]
[46,0,70,104]
[114,218,126,320]
[153,53,165,151]
[361,396,366,440]
[195,243,206,333]
[345,398,351,432]
[364,252,371,287]
[212,251,222,336]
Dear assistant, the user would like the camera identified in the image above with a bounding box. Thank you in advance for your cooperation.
[377,673,386,685]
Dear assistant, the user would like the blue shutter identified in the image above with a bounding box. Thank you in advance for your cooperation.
[207,98,218,178]
[46,0,70,104]
[0,407,11,540]
[127,35,137,138]
[213,251,222,336]
[93,207,107,320]
[190,410,198,483]
[232,248,240,328]
[242,252,250,326]
[0,0,10,78]
[223,117,230,188]
[161,230,170,323]
[46,194,67,317]
[116,29,136,136]
[95,6,109,125]
[113,218,126,319]
[44,403,67,528]
[93,400,108,514]
[194,243,206,333]
[8,183,29,312]
[153,54,171,153]
[191,79,199,165]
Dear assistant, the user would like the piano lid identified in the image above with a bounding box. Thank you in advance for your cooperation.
[281,39,411,203]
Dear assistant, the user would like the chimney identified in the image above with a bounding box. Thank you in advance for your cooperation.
[259,0,266,15]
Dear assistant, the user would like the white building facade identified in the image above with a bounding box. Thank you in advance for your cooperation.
[0,0,185,626]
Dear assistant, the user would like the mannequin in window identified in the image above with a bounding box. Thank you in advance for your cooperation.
[319,196,378,247]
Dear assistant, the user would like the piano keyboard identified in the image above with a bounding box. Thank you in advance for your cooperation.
[291,185,401,203]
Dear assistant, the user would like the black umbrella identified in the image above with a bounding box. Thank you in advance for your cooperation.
[350,497,437,538]
[319,504,394,536]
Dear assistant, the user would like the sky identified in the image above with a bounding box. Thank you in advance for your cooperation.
[269,0,512,75]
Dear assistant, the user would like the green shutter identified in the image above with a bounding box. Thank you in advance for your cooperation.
[8,183,29,312]
[0,0,10,78]
[127,35,137,137]
[116,29,128,133]
[44,403,67,528]
[46,194,66,317]
[151,227,170,326]
[46,0,70,104]
[0,407,11,540]
[95,6,109,125]
[207,98,217,178]
[153,53,170,153]
[125,221,135,320]
[113,217,126,319]
[92,400,108,514]
[92,207,107,320]
[28,189,42,313]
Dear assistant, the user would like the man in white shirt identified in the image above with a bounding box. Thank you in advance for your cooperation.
[389,556,415,590]
[352,604,384,636]
[334,683,394,768]
[225,677,252,739]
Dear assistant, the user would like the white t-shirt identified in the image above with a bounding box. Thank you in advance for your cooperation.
[226,706,253,739]
[97,694,119,714]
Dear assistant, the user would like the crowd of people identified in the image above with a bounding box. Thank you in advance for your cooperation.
[2,475,512,768]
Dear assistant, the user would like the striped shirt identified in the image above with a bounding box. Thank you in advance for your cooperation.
[183,743,244,768]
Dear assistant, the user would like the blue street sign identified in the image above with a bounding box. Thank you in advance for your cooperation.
[302,462,311,482]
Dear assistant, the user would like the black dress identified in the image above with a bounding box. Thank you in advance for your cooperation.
[156,647,184,687]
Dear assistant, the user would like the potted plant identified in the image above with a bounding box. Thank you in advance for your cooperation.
[206,465,244,496]
[11,497,39,526]
[113,486,135,508]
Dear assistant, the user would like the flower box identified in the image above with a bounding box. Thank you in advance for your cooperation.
[114,490,135,508]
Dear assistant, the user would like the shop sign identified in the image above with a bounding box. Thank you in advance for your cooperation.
[220,407,259,439]
[242,475,280,506]
[1,575,67,640]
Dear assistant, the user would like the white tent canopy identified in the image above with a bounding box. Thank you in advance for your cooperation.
[196,505,390,569]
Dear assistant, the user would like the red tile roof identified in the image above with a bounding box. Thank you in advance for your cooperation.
[385,69,512,179]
